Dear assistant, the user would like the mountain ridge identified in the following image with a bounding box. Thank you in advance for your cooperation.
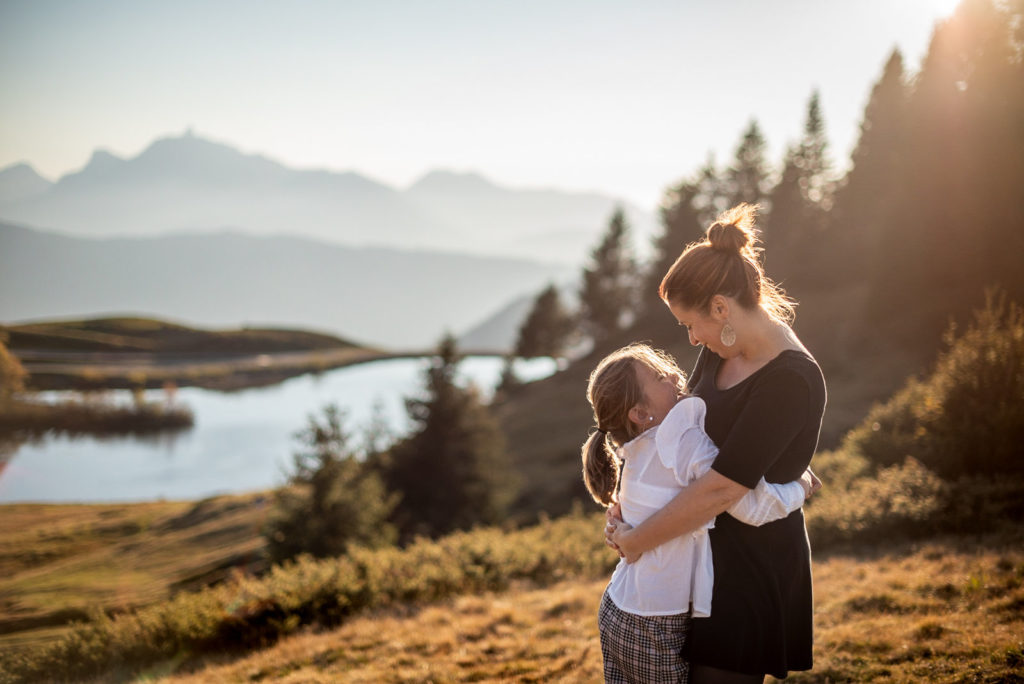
[0,132,655,263]
[0,220,572,348]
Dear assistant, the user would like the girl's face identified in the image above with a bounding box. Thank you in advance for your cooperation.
[633,360,685,427]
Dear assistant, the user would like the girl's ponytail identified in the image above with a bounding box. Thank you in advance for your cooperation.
[582,430,619,507]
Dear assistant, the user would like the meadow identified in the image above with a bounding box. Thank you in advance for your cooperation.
[1,502,1020,683]
[134,533,1024,683]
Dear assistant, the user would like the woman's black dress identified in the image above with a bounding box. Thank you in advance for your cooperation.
[683,346,826,678]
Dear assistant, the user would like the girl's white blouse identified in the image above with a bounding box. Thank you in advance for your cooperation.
[606,396,805,618]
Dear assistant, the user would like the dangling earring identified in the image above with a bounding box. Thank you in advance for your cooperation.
[720,322,737,347]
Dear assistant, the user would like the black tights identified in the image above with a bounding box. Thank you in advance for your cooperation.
[691,664,764,684]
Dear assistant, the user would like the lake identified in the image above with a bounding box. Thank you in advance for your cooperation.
[0,356,557,504]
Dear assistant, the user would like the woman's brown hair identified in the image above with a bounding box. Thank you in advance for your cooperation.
[658,203,795,323]
[581,343,684,506]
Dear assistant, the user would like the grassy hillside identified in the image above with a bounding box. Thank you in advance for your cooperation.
[1,316,390,391]
[129,534,1024,683]
[0,495,270,656]
[3,316,361,355]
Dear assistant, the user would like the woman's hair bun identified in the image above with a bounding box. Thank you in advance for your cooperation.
[707,221,748,254]
[706,203,759,255]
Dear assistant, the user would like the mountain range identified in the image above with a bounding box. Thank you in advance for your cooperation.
[0,222,572,349]
[0,132,655,264]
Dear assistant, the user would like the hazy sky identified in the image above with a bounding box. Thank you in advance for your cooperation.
[0,0,960,209]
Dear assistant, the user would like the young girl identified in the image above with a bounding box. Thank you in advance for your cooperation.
[583,343,812,684]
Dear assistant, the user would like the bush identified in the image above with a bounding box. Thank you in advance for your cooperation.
[841,290,1024,479]
[0,510,615,683]
[263,405,398,564]
[806,457,948,545]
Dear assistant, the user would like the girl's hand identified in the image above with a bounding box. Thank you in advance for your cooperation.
[799,467,822,500]
[608,519,641,564]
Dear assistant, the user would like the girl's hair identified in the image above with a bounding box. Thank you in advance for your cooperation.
[658,203,795,323]
[582,343,684,507]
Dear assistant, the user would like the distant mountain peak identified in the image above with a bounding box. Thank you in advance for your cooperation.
[0,162,54,203]
[0,162,50,182]
[87,148,124,166]
[408,169,499,194]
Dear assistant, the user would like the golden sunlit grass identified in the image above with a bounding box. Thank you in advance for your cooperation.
[143,532,1022,684]
[159,579,606,684]
[0,495,269,655]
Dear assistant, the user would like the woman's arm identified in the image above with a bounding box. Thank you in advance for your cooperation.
[609,468,749,557]
[608,366,816,557]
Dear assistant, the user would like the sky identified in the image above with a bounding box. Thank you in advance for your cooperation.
[0,0,961,210]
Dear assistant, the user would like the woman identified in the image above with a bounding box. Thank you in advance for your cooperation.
[606,203,826,683]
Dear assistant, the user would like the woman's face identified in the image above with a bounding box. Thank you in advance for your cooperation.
[666,301,724,354]
[633,361,684,427]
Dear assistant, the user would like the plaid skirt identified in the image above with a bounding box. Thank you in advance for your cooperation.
[598,589,691,684]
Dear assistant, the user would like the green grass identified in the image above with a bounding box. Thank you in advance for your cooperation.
[0,496,269,657]
[3,317,361,355]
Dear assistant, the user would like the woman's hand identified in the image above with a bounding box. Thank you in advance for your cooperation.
[605,504,642,564]
[799,467,822,500]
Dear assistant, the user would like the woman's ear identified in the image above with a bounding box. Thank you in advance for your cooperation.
[709,294,731,321]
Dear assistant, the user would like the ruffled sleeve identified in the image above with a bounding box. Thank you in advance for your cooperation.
[655,397,720,487]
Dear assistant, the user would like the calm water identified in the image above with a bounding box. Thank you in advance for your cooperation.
[0,356,556,504]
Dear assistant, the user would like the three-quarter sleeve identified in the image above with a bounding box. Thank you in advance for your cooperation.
[711,367,811,489]
[726,479,805,526]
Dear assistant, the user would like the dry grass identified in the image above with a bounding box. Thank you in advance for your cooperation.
[146,532,1023,684]
[154,578,606,684]
[0,495,270,654]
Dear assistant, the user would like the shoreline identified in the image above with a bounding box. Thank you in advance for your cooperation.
[15,347,508,392]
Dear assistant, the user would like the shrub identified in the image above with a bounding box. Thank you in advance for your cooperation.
[807,457,947,546]
[263,405,398,564]
[841,290,1024,479]
[0,510,615,683]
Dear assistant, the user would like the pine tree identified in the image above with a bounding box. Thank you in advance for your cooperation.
[726,120,772,209]
[865,0,1024,327]
[387,334,516,539]
[579,208,638,343]
[691,155,730,228]
[264,405,399,563]
[513,284,575,359]
[831,49,909,284]
[764,90,835,283]
[640,181,703,322]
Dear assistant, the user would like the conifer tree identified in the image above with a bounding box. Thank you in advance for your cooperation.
[386,334,516,539]
[690,155,730,228]
[831,49,909,284]
[834,50,908,236]
[641,181,703,322]
[264,405,399,563]
[764,90,835,282]
[865,0,1024,326]
[726,120,772,209]
[514,284,575,359]
[579,208,638,343]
